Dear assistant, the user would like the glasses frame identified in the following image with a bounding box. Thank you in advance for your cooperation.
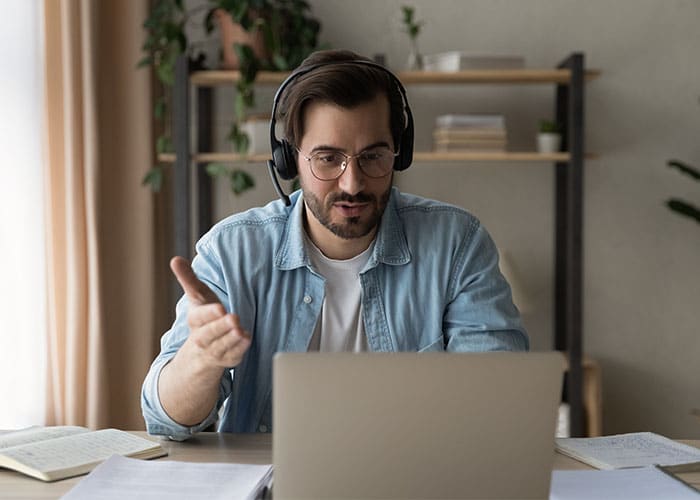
[297,146,399,181]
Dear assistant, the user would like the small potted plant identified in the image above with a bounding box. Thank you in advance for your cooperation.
[401,5,424,70]
[537,119,562,153]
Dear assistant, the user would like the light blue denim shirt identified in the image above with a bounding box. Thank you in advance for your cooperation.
[141,188,528,439]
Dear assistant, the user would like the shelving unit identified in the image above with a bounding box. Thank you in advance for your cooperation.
[168,53,599,437]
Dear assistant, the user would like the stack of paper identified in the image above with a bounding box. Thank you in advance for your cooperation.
[550,466,699,499]
[552,432,700,499]
[433,114,507,153]
[62,455,273,500]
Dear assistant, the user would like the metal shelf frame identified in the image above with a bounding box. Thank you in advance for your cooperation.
[171,53,593,436]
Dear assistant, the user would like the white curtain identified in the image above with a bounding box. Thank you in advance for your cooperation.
[0,1,47,428]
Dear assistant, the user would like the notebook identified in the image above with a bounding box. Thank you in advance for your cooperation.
[272,351,565,499]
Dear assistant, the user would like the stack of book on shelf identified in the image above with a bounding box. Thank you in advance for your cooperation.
[433,114,507,153]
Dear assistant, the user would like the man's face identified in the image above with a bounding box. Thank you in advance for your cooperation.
[297,94,394,249]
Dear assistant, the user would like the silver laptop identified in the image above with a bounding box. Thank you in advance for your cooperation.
[272,351,564,500]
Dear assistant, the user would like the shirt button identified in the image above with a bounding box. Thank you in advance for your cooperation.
[259,424,268,432]
[303,295,312,304]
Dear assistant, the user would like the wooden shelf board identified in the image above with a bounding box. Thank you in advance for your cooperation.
[191,71,290,85]
[158,151,597,164]
[190,68,601,86]
[414,151,572,162]
[400,69,601,84]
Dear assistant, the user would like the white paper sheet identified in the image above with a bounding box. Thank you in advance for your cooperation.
[60,455,273,500]
[550,466,700,500]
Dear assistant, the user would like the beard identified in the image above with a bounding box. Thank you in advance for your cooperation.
[302,184,392,240]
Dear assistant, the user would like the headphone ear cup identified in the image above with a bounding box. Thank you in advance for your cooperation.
[394,118,414,171]
[273,140,298,180]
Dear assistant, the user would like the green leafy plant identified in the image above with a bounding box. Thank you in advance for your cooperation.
[206,0,321,153]
[401,5,423,41]
[139,0,322,195]
[539,119,561,134]
[138,0,190,192]
[665,159,700,224]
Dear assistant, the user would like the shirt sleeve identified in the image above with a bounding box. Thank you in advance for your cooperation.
[140,245,235,440]
[443,221,530,352]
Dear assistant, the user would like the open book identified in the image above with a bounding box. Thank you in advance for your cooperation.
[555,432,700,471]
[0,426,167,481]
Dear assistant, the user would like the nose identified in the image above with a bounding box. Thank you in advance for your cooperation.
[337,156,365,195]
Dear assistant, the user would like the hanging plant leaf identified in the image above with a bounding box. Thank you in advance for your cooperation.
[227,123,250,153]
[667,159,700,181]
[235,43,259,82]
[272,53,288,71]
[234,130,250,153]
[142,166,164,192]
[205,163,231,178]
[154,97,167,120]
[204,8,217,34]
[666,199,700,224]
[230,169,256,195]
[156,134,172,154]
[137,55,153,68]
[232,2,251,28]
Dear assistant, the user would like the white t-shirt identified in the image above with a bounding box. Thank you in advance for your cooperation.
[305,234,373,352]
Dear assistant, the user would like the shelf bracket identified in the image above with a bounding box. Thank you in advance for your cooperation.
[555,52,585,436]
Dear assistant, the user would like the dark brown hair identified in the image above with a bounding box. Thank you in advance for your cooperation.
[276,49,406,151]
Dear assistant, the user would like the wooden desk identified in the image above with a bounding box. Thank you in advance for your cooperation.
[1,433,698,499]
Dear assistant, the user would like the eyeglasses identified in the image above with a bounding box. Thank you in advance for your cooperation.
[297,146,399,181]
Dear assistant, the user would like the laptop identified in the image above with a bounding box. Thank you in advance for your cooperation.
[272,351,564,500]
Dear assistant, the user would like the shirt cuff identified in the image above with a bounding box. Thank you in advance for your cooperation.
[141,358,221,441]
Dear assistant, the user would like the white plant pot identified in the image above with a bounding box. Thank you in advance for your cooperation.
[537,133,561,153]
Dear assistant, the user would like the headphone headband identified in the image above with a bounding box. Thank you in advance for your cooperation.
[266,58,414,206]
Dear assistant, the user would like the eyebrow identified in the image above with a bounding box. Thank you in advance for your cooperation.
[309,141,392,154]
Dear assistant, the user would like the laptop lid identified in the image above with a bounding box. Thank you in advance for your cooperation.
[272,351,564,500]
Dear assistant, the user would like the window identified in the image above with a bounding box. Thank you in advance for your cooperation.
[0,1,46,428]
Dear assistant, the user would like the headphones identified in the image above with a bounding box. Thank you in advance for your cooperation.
[266,59,414,206]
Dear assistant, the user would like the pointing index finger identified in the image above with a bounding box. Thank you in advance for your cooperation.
[170,256,220,305]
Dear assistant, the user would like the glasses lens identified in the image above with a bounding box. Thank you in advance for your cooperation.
[358,147,395,178]
[309,151,345,180]
[307,147,396,180]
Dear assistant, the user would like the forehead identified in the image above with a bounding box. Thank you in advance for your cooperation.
[299,94,392,150]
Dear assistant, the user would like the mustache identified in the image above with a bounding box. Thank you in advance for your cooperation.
[327,192,375,204]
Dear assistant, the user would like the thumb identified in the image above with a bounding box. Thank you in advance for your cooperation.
[170,256,221,306]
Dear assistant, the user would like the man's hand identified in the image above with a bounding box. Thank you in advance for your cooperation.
[170,256,252,369]
[157,257,252,426]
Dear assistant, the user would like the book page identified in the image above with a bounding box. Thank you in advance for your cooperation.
[0,429,162,475]
[556,432,700,469]
[62,454,273,500]
[0,426,88,451]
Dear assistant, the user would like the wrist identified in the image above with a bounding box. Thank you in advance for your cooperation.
[176,339,226,384]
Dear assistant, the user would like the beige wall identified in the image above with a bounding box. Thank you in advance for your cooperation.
[207,0,700,437]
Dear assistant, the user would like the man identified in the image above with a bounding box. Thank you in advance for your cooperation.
[141,49,528,440]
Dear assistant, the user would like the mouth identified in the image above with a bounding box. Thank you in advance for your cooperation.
[333,202,369,218]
